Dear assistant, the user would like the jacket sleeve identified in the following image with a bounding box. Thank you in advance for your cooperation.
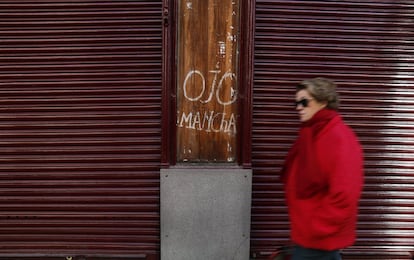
[310,128,364,238]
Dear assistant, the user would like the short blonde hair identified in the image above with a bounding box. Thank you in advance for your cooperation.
[296,77,339,110]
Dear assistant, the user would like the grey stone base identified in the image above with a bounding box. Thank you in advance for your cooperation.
[161,168,252,260]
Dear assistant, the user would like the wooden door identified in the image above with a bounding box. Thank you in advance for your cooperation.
[176,0,240,163]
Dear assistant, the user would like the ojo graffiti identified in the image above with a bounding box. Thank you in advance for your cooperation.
[183,70,237,105]
[178,69,237,134]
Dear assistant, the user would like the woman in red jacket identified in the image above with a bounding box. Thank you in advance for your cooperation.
[281,77,364,260]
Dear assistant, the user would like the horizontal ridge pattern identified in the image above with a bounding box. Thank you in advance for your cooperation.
[252,1,414,259]
[0,1,162,257]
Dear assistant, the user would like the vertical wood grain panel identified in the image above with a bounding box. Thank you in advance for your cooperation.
[176,0,239,163]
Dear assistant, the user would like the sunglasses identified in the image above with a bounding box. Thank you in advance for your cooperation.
[295,98,313,108]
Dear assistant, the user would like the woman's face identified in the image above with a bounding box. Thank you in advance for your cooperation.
[295,89,327,122]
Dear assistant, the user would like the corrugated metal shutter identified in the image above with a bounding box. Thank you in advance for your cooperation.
[251,1,414,259]
[0,1,162,258]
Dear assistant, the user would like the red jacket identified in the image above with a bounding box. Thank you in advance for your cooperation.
[285,115,364,250]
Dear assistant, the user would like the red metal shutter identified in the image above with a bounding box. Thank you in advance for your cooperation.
[252,1,414,259]
[0,1,162,259]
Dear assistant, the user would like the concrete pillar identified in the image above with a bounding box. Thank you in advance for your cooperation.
[161,168,252,260]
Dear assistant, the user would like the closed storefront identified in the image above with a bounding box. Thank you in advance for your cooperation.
[252,1,414,259]
[0,1,413,259]
[0,1,162,259]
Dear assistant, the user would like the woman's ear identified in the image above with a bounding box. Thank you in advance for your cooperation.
[319,101,328,109]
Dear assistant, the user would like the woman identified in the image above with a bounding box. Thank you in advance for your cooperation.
[281,77,364,260]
